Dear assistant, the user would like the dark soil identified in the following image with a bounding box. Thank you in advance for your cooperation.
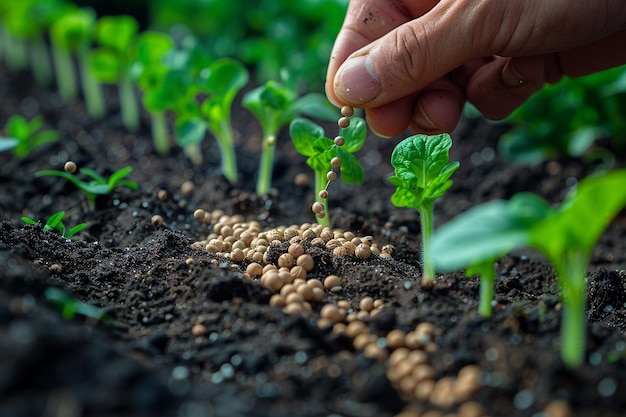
[2,62,626,417]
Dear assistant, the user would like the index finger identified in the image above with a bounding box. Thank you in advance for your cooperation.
[326,0,438,106]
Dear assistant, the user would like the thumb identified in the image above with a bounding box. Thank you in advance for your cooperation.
[332,2,499,108]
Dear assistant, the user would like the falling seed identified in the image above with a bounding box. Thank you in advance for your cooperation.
[312,202,324,214]
[326,171,337,181]
[319,190,329,199]
[334,136,345,146]
[338,116,350,128]
[341,105,354,117]
[331,157,342,168]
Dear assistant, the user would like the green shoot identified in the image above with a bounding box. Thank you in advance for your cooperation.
[88,15,140,132]
[50,7,105,118]
[44,287,112,323]
[0,115,59,159]
[130,31,175,154]
[465,260,497,318]
[243,70,337,195]
[289,116,366,227]
[388,133,459,282]
[431,169,626,367]
[35,166,138,211]
[21,210,87,239]
[174,58,249,181]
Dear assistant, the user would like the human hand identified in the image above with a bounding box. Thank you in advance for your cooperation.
[326,0,626,137]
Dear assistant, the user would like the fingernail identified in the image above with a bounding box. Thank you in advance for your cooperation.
[501,59,527,88]
[335,55,381,105]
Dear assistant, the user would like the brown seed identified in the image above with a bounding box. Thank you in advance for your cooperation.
[414,379,436,401]
[543,399,573,417]
[355,243,372,260]
[296,283,313,300]
[269,294,286,308]
[230,248,245,262]
[345,320,368,338]
[316,211,326,219]
[310,287,325,302]
[353,332,376,350]
[191,323,207,336]
[385,329,406,350]
[151,215,164,227]
[288,243,305,258]
[320,303,344,322]
[323,275,341,289]
[331,157,341,168]
[285,292,304,305]
[307,278,323,289]
[326,171,337,181]
[180,180,195,196]
[278,253,295,268]
[319,190,329,199]
[193,209,206,221]
[49,263,62,274]
[341,105,354,117]
[312,201,324,214]
[332,246,348,257]
[296,254,315,272]
[457,401,484,417]
[334,136,345,146]
[338,116,350,128]
[64,161,77,173]
[290,265,307,280]
[359,296,375,312]
[294,173,310,187]
[157,189,168,201]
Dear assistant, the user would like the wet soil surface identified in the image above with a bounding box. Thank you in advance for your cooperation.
[2,64,626,417]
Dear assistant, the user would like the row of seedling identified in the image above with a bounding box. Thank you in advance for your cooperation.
[0,0,339,192]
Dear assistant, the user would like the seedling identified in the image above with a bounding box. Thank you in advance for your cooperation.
[21,210,87,239]
[0,115,59,159]
[88,15,140,131]
[44,287,112,323]
[175,57,249,182]
[289,113,366,227]
[388,133,459,283]
[243,70,337,195]
[50,7,104,118]
[130,30,175,154]
[431,169,626,367]
[35,165,138,211]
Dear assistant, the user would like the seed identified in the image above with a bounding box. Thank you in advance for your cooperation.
[230,248,245,262]
[49,263,62,274]
[341,105,354,117]
[157,189,168,201]
[338,116,350,128]
[319,190,329,199]
[353,333,377,350]
[193,209,206,221]
[543,400,573,417]
[288,243,305,258]
[355,243,372,260]
[316,211,326,219]
[457,401,484,417]
[191,323,207,336]
[345,320,368,338]
[386,329,406,350]
[180,180,194,196]
[290,265,307,280]
[310,287,325,302]
[359,296,374,312]
[334,136,345,146]
[269,294,286,308]
[312,202,324,214]
[294,173,310,187]
[278,253,295,268]
[326,171,337,181]
[324,275,341,289]
[296,254,315,272]
[151,215,164,227]
[285,292,304,305]
[296,284,313,301]
[64,161,77,173]
[331,157,341,168]
[332,246,348,257]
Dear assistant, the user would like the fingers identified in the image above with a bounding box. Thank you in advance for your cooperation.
[326,0,438,106]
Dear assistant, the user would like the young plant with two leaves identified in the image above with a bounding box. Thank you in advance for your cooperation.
[35,165,138,212]
[388,133,459,285]
[289,115,366,227]
[21,210,87,239]
[243,70,337,195]
[0,115,59,160]
[431,168,626,368]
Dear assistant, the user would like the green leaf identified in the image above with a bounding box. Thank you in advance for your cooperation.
[336,148,364,184]
[65,223,88,238]
[201,58,248,98]
[341,116,367,154]
[95,15,138,53]
[88,49,121,83]
[431,193,551,272]
[50,7,95,52]
[292,93,338,122]
[6,115,30,139]
[176,117,207,147]
[44,211,66,232]
[289,118,324,157]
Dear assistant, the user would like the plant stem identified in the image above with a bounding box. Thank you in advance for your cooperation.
[216,121,238,184]
[419,200,435,280]
[256,125,277,195]
[478,266,496,317]
[78,44,105,119]
[184,142,203,166]
[51,44,77,101]
[150,111,170,155]
[5,33,27,71]
[556,251,588,368]
[29,35,52,86]
[315,170,330,227]
[119,72,140,132]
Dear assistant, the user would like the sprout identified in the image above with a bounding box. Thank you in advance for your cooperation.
[21,210,87,239]
[0,115,59,160]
